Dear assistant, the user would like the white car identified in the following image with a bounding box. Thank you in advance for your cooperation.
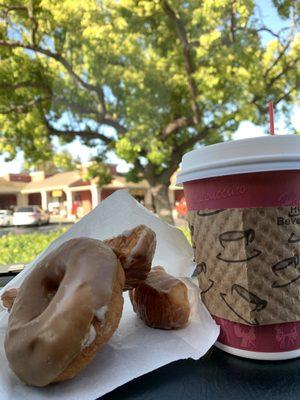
[0,210,13,226]
[12,206,49,226]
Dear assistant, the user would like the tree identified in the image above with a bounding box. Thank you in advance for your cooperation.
[22,149,78,174]
[0,0,299,222]
[83,151,113,186]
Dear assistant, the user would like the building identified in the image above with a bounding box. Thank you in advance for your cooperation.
[0,166,184,220]
[0,174,30,209]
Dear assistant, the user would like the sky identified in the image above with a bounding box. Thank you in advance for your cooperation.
[0,0,299,175]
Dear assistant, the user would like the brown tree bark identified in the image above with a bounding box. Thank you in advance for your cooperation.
[150,182,174,224]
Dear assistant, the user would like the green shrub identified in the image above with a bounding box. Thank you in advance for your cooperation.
[0,229,67,265]
[0,225,192,266]
[179,225,191,244]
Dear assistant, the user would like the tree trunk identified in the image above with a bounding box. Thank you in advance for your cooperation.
[150,182,174,224]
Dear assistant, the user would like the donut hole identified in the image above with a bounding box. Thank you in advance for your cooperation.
[28,338,38,352]
[42,278,61,303]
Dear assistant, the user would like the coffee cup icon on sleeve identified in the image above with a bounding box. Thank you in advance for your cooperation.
[272,254,300,288]
[288,232,300,244]
[220,284,267,325]
[217,229,261,263]
[193,262,215,294]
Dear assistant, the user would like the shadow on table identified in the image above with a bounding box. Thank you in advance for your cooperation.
[101,346,300,400]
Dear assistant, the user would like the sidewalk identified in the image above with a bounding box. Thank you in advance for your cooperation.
[49,215,73,224]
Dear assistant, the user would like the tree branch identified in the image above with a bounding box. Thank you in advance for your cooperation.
[133,159,145,174]
[160,118,232,183]
[44,120,113,145]
[0,4,107,114]
[263,39,292,79]
[162,116,194,137]
[96,86,107,115]
[53,97,100,116]
[274,85,298,105]
[0,5,28,19]
[252,56,299,107]
[256,26,281,40]
[53,97,127,134]
[0,81,49,91]
[0,39,129,135]
[99,118,127,134]
[0,97,50,114]
[0,37,111,113]
[1,4,39,45]
[161,0,201,124]
[266,58,299,89]
[229,1,236,43]
[0,39,98,92]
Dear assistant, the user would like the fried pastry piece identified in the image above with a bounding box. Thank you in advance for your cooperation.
[104,225,156,290]
[1,288,18,311]
[130,266,190,329]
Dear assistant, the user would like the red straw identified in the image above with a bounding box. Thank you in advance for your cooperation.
[268,101,275,135]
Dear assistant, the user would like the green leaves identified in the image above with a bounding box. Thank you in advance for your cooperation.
[22,149,77,173]
[116,137,141,163]
[0,0,299,186]
[272,0,300,19]
[84,161,113,187]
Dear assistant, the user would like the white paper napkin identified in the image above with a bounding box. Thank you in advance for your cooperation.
[0,190,220,400]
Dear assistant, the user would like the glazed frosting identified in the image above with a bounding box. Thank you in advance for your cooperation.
[104,224,156,289]
[131,266,190,329]
[5,238,119,387]
[82,324,97,348]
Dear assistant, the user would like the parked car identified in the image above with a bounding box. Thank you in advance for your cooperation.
[12,206,49,226]
[0,210,13,226]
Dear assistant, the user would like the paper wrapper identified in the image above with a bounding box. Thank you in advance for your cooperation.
[0,190,219,400]
[188,206,300,326]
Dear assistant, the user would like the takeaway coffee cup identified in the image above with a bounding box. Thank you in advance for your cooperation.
[177,135,300,360]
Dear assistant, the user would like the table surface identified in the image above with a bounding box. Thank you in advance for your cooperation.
[101,346,300,400]
[1,276,299,400]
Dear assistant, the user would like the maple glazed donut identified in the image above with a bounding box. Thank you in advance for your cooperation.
[4,238,125,387]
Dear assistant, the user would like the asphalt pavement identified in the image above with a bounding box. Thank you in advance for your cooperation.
[0,222,73,237]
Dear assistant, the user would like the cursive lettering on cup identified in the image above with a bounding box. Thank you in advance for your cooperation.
[197,184,247,203]
[278,193,300,207]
